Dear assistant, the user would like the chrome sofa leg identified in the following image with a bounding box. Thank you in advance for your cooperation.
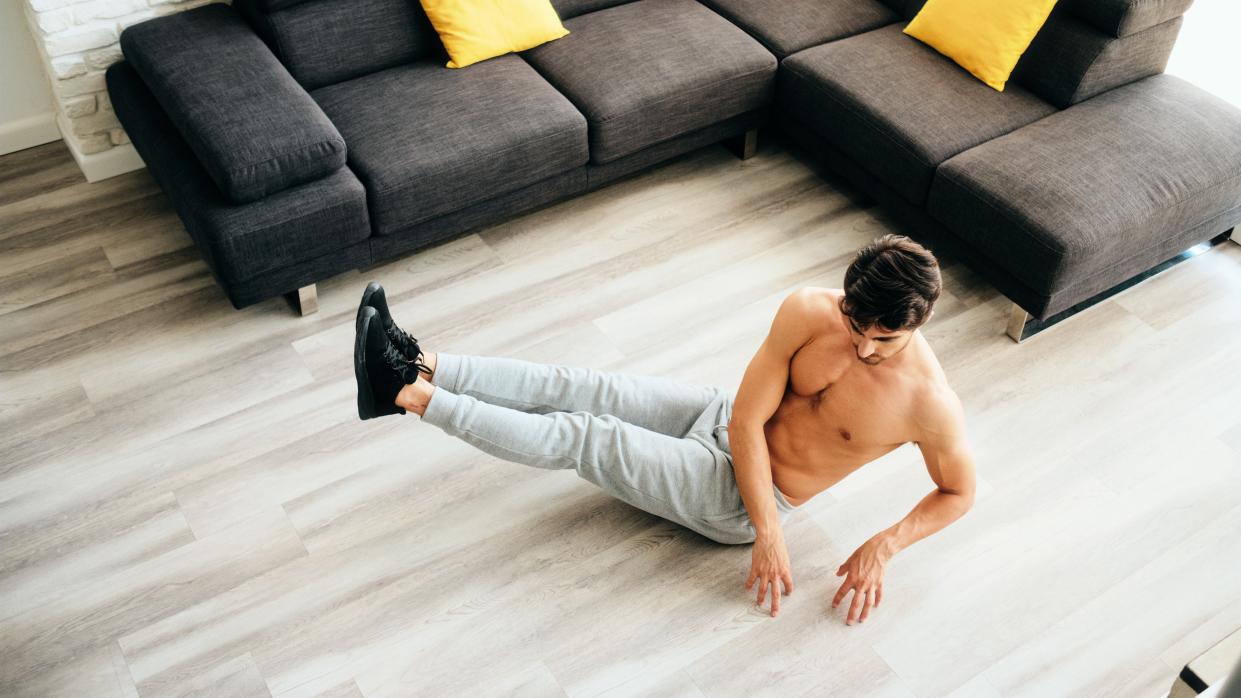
[1006,302,1030,343]
[290,283,318,316]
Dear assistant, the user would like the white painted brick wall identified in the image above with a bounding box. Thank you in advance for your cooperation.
[21,0,223,156]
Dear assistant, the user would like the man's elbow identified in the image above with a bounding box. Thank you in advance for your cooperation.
[727,416,764,436]
[938,486,976,512]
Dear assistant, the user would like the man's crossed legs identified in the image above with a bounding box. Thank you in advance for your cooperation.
[354,288,797,545]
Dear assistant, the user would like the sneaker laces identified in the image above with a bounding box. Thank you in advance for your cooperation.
[382,342,425,384]
[387,325,433,378]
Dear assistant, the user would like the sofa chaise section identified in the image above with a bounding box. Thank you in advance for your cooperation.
[929,74,1241,322]
[774,0,1241,340]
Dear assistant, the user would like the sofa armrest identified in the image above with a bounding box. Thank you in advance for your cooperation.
[118,2,345,204]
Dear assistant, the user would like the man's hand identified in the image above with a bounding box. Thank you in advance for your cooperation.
[832,536,892,625]
[746,528,793,617]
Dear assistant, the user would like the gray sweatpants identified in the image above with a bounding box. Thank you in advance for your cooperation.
[420,353,798,545]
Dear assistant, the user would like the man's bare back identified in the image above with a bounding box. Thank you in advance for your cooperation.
[763,287,954,506]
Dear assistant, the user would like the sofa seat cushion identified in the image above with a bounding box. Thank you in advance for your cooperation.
[522,0,776,165]
[699,0,896,59]
[779,23,1057,206]
[312,55,588,236]
[928,75,1241,302]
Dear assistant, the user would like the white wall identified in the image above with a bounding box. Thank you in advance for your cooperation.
[0,0,60,155]
[16,0,217,178]
[1165,0,1241,108]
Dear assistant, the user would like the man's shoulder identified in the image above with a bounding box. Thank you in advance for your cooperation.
[909,364,966,442]
[794,286,843,307]
[782,286,842,333]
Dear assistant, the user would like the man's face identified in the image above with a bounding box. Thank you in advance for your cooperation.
[842,313,920,365]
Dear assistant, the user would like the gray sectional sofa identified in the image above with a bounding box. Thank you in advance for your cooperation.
[106,0,1241,340]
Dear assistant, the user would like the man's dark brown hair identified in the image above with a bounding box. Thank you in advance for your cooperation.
[840,234,942,331]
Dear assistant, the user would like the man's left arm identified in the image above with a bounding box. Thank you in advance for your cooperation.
[879,388,977,556]
[832,388,977,625]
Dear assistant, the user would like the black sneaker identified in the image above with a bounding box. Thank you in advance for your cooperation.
[355,306,424,420]
[357,281,433,377]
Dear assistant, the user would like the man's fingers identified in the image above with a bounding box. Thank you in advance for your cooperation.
[860,589,875,622]
[876,584,882,607]
[755,577,767,605]
[745,570,756,590]
[771,582,781,616]
[782,571,794,596]
[848,588,865,625]
[832,577,850,608]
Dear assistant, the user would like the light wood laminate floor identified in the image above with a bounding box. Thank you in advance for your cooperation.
[1,136,1240,698]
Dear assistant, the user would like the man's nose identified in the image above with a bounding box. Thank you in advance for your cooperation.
[858,340,875,357]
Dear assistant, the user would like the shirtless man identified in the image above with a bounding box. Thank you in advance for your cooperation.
[353,234,976,626]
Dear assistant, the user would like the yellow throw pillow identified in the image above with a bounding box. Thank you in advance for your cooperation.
[903,0,1059,91]
[420,0,570,69]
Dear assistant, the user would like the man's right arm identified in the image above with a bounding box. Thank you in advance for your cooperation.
[729,288,820,538]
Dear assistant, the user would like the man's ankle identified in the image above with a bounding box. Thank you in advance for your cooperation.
[396,378,434,416]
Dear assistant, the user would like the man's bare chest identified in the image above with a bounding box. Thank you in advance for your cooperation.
[783,340,917,448]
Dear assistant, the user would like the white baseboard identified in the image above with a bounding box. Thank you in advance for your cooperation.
[0,111,61,156]
[55,111,146,182]
[72,141,147,182]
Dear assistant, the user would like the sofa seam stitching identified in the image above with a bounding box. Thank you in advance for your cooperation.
[1067,15,1179,104]
[1059,198,1241,291]
[226,135,346,182]
[782,63,944,171]
[590,64,774,126]
[936,165,1241,259]
[368,125,586,199]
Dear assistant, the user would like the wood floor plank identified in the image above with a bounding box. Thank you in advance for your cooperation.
[0,491,195,621]
[0,168,156,247]
[0,141,85,207]
[0,506,305,694]
[1,138,1239,696]
[0,245,115,315]
[982,501,1241,697]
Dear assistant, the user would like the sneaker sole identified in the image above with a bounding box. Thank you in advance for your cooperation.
[355,309,378,420]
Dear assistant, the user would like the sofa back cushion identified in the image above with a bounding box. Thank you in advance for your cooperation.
[885,0,927,19]
[233,0,443,90]
[1011,6,1183,108]
[245,0,308,10]
[886,0,1187,108]
[1059,0,1194,37]
[550,0,635,20]
[893,0,1192,28]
